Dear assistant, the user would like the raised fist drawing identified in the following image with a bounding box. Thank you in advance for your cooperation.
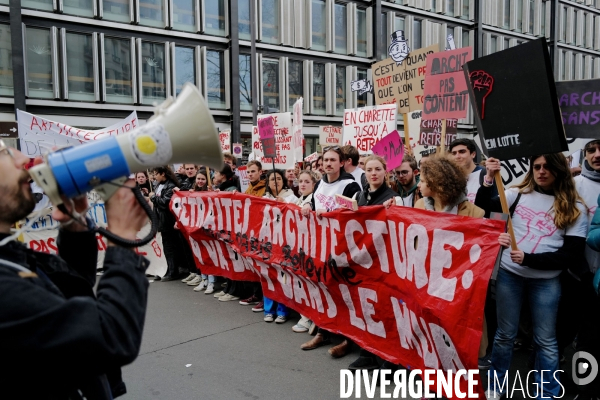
[469,70,494,119]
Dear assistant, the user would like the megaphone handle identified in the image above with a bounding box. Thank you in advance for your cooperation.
[95,186,159,248]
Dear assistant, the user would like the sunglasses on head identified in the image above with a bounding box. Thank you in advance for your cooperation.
[323,145,341,152]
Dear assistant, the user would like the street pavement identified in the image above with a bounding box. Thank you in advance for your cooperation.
[122,279,580,400]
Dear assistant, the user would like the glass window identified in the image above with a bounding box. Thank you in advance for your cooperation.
[289,60,303,109]
[462,0,469,19]
[446,0,454,16]
[573,10,578,45]
[26,27,53,99]
[239,54,252,111]
[583,13,587,47]
[560,7,567,41]
[313,63,325,115]
[206,0,226,36]
[529,0,534,33]
[140,41,166,105]
[139,0,164,28]
[515,0,523,32]
[357,9,367,57]
[22,0,52,11]
[379,13,388,60]
[503,0,510,28]
[334,3,347,54]
[104,37,133,104]
[413,19,422,49]
[0,25,13,96]
[357,68,367,108]
[262,59,279,110]
[504,38,510,49]
[66,32,94,102]
[394,16,405,32]
[206,50,226,109]
[463,30,470,47]
[312,0,326,51]
[173,0,195,32]
[239,0,251,40]
[561,51,566,80]
[490,35,497,54]
[63,0,94,17]
[541,1,546,37]
[103,0,130,23]
[431,0,437,11]
[335,66,346,116]
[174,46,195,96]
[262,0,280,44]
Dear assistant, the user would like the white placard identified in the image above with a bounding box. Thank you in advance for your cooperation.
[342,104,397,154]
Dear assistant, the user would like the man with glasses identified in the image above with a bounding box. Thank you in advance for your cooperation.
[393,155,421,207]
[0,141,150,398]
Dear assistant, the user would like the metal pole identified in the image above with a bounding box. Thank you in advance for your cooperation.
[549,0,559,79]
[229,0,241,143]
[250,0,258,125]
[9,0,26,116]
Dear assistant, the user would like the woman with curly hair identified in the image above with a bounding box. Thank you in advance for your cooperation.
[476,154,588,400]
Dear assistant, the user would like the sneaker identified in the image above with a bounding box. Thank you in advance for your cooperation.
[186,275,202,286]
[292,324,309,333]
[204,283,215,294]
[239,295,260,306]
[251,301,264,312]
[213,290,226,298]
[275,315,287,324]
[485,389,503,400]
[198,279,208,290]
[193,283,204,292]
[478,356,491,369]
[218,293,240,302]
[308,321,318,335]
[264,313,274,322]
[181,273,196,283]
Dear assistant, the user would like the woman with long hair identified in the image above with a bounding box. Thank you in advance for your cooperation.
[263,169,298,204]
[150,165,181,281]
[476,154,588,400]
[214,164,240,192]
[191,170,209,192]
[136,171,152,197]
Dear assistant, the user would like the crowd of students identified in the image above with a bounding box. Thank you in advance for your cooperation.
[139,140,600,400]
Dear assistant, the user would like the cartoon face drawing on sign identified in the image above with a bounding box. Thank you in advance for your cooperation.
[350,79,373,96]
[388,30,410,66]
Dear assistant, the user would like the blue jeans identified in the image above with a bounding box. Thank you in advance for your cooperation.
[263,297,288,317]
[488,268,561,398]
[201,274,215,283]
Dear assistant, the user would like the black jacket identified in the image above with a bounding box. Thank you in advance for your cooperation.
[356,184,397,206]
[179,176,195,191]
[0,229,149,399]
[150,179,178,232]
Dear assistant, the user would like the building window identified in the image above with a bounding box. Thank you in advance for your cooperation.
[139,0,164,28]
[379,13,388,60]
[583,13,587,47]
[205,0,226,36]
[66,32,94,102]
[239,54,252,111]
[446,0,454,16]
[560,7,567,42]
[0,24,13,96]
[541,1,546,37]
[239,0,251,40]
[529,0,534,33]
[22,0,52,11]
[504,38,510,49]
[395,16,405,32]
[573,9,578,45]
[289,60,303,109]
[262,58,279,110]
[561,51,566,80]
[335,66,346,116]
[174,46,195,96]
[313,62,326,115]
[462,0,469,20]
[206,50,226,109]
[103,0,130,23]
[104,37,133,104]
[463,30,470,46]
[334,3,347,54]
[413,19,422,49]
[173,0,195,32]
[490,36,497,54]
[63,0,94,17]
[515,0,523,32]
[26,27,53,99]
[140,41,166,105]
[262,0,280,44]
[503,0,510,29]
[312,0,326,51]
[357,68,367,108]
[357,9,368,57]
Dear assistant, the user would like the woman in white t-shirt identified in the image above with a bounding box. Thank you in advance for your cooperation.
[476,154,588,400]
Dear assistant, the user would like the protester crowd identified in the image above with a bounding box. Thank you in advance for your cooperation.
[136,139,600,400]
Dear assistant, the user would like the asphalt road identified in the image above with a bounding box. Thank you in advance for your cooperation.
[122,279,580,400]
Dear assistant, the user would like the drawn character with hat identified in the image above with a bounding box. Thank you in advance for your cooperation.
[389,30,410,66]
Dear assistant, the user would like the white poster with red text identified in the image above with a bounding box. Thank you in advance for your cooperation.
[342,104,397,154]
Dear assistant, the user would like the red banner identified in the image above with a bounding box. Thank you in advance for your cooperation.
[171,192,504,395]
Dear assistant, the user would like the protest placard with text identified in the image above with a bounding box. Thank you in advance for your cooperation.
[556,79,600,139]
[418,118,458,146]
[372,57,410,113]
[422,47,472,120]
[219,130,231,153]
[304,152,319,163]
[342,104,397,154]
[319,125,343,147]
[257,113,295,169]
[258,116,276,159]
[292,98,304,162]
[371,130,404,171]
[405,44,439,111]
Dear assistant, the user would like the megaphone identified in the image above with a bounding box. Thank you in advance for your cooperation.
[29,82,223,246]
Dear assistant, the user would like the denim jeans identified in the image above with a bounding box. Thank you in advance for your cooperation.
[488,268,561,398]
[201,274,215,283]
[263,297,288,317]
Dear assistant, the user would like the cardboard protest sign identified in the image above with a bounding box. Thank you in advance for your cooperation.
[236,165,250,193]
[556,79,600,139]
[463,38,567,160]
[17,110,138,157]
[173,191,505,399]
[258,116,276,159]
[372,57,410,113]
[422,47,472,120]
[342,104,397,154]
[22,191,167,277]
[405,44,439,111]
[371,129,404,171]
[251,125,262,160]
[292,98,304,162]
[419,118,458,146]
[219,130,231,153]
[304,152,319,163]
[319,125,343,147]
[334,194,358,210]
[257,113,295,169]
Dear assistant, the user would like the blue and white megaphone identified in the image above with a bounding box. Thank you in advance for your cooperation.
[29,83,223,247]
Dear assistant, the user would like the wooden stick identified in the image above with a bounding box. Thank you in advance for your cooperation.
[440,119,447,155]
[402,113,413,156]
[206,166,213,189]
[494,170,518,251]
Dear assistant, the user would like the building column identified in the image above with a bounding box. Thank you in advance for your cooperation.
[9,0,25,115]
[229,0,241,143]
